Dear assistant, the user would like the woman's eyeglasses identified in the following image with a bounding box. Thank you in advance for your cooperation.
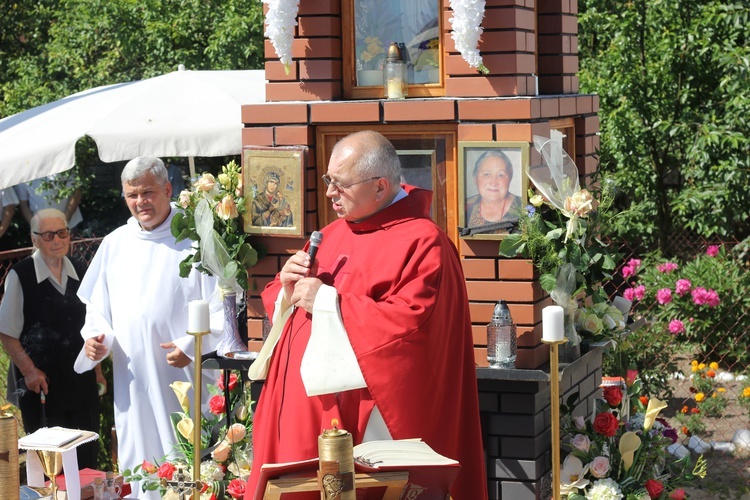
[33,229,70,241]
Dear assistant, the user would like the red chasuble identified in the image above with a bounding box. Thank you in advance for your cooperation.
[246,186,487,499]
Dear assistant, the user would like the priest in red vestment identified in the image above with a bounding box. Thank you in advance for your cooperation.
[246,131,487,499]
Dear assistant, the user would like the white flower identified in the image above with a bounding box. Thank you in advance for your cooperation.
[200,460,225,482]
[573,415,586,430]
[585,478,623,500]
[448,0,486,72]
[560,455,590,496]
[264,0,300,70]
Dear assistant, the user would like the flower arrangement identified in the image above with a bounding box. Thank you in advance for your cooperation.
[357,36,386,70]
[575,302,627,344]
[618,245,750,366]
[171,160,259,293]
[123,372,253,499]
[560,376,707,499]
[263,0,300,74]
[500,136,622,351]
[448,0,489,74]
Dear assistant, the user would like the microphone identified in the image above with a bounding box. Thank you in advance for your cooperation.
[308,231,324,263]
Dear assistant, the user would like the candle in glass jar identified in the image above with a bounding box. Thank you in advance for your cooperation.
[387,78,403,99]
[188,300,210,332]
[542,305,565,342]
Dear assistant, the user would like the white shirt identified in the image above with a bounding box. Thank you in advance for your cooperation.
[15,175,83,229]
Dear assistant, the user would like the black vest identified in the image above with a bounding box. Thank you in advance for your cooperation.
[12,257,97,409]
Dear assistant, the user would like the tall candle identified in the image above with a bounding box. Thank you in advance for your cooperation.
[188,300,210,332]
[542,305,565,342]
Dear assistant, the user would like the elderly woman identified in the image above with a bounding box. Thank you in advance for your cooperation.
[465,149,522,233]
[0,208,102,468]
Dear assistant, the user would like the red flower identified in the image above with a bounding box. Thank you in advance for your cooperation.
[639,395,649,405]
[669,488,687,499]
[593,412,619,437]
[209,394,226,415]
[218,372,239,391]
[645,479,664,499]
[681,426,690,436]
[680,405,689,414]
[142,460,157,474]
[691,407,700,414]
[707,370,716,378]
[603,386,623,407]
[227,478,246,499]
[156,462,176,480]
[626,369,638,386]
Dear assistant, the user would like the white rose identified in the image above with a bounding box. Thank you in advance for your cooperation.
[571,433,590,452]
[564,189,595,217]
[194,172,216,192]
[216,195,239,220]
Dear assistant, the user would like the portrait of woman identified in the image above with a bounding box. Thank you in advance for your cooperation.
[459,142,529,237]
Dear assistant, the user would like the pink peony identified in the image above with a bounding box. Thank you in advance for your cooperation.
[656,288,672,305]
[623,287,635,301]
[692,287,709,305]
[627,258,642,270]
[633,285,646,301]
[706,245,720,257]
[705,289,720,307]
[669,319,685,334]
[621,265,636,278]
[657,262,679,273]
[675,279,692,296]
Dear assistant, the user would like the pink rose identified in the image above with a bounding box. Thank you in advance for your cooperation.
[669,319,685,334]
[706,245,720,257]
[623,287,635,301]
[621,265,635,278]
[211,440,231,462]
[675,279,692,296]
[216,194,239,220]
[142,460,157,474]
[571,433,590,452]
[626,369,638,387]
[194,172,216,192]
[633,285,646,301]
[589,456,610,478]
[656,288,672,305]
[218,373,239,391]
[705,289,720,307]
[225,423,247,444]
[669,488,687,500]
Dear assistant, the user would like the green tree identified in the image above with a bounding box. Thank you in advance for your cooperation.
[578,1,750,251]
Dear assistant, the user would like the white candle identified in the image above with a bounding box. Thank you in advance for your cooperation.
[188,300,210,332]
[387,78,403,99]
[612,296,632,316]
[542,305,565,342]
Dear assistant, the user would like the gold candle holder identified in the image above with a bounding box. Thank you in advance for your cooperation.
[188,328,210,498]
[318,419,355,500]
[542,338,568,500]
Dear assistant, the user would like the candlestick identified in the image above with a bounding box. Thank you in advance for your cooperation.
[542,336,568,500]
[542,305,565,342]
[188,300,210,333]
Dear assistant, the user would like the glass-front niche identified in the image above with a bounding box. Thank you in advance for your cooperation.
[352,0,441,89]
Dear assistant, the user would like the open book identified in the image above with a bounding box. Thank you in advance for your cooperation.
[19,427,83,448]
[252,439,460,500]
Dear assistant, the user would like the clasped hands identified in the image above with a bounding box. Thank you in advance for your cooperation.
[84,333,191,368]
[280,250,323,313]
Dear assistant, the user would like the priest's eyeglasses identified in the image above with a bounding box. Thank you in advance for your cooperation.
[321,174,381,191]
[33,228,70,241]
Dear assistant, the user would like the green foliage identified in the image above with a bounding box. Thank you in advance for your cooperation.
[579,1,750,250]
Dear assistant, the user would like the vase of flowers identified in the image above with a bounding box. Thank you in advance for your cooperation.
[560,375,707,499]
[172,160,261,357]
[123,374,253,499]
[500,136,622,359]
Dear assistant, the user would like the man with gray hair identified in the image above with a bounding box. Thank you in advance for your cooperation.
[74,156,221,484]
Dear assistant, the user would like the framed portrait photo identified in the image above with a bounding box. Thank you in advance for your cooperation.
[458,141,530,239]
[243,146,306,237]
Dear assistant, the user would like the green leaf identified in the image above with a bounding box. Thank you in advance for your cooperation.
[238,243,259,268]
[170,212,185,238]
[539,273,557,292]
[223,260,238,280]
[498,234,526,257]
[178,254,195,278]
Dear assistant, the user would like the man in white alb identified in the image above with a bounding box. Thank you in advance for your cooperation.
[74,157,221,491]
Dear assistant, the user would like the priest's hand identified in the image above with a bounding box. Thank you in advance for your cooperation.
[290,277,323,313]
[280,250,317,301]
[85,334,108,361]
[161,342,190,368]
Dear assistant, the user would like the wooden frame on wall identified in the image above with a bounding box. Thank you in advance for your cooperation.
[457,141,530,240]
[243,146,306,238]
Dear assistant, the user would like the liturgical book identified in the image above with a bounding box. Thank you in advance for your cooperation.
[253,439,460,499]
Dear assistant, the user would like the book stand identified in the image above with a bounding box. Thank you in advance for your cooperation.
[263,471,409,499]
